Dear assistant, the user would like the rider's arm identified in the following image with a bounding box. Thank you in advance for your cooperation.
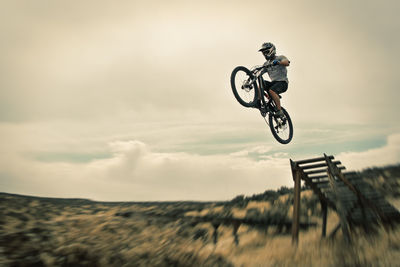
[259,67,268,76]
[273,59,290,66]
[279,59,290,66]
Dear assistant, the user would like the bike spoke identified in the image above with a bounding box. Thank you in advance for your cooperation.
[234,71,255,105]
[267,109,293,144]
[231,66,257,108]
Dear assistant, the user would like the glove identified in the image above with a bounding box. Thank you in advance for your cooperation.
[272,60,280,66]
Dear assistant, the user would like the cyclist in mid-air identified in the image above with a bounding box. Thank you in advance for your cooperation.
[257,42,290,118]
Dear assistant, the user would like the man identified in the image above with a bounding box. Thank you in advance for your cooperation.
[258,42,290,118]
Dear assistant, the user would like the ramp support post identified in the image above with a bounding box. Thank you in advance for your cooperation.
[321,201,327,238]
[291,160,301,245]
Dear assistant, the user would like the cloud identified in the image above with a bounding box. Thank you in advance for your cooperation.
[1,126,400,201]
[229,145,274,157]
[82,140,293,200]
[0,138,292,201]
[337,133,400,170]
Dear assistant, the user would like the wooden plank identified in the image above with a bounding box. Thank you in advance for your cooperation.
[312,180,329,185]
[304,169,328,175]
[343,171,357,176]
[294,155,334,165]
[310,175,329,180]
[363,193,382,199]
[351,215,378,223]
[354,183,372,188]
[351,211,377,219]
[317,184,330,189]
[349,182,365,187]
[315,184,330,189]
[341,199,357,206]
[340,197,358,203]
[347,175,361,179]
[311,177,329,181]
[339,193,357,199]
[323,192,335,199]
[314,179,329,183]
[301,162,329,169]
[301,161,342,170]
[381,206,398,211]
[340,198,358,204]
[338,193,357,200]
[346,176,362,182]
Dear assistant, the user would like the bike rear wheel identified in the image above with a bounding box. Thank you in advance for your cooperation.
[230,66,257,107]
[267,107,293,144]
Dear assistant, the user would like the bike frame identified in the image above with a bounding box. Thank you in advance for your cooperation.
[254,73,275,112]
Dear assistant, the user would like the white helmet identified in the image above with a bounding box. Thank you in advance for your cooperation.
[259,42,276,60]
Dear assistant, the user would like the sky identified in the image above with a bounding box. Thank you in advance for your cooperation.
[1,0,399,201]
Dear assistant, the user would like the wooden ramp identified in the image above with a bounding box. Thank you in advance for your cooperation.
[290,154,400,244]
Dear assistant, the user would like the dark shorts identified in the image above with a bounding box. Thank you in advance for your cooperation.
[264,80,288,94]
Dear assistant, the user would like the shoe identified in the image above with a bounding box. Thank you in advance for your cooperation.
[275,109,285,118]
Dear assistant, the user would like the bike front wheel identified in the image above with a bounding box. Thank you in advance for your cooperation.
[230,66,257,107]
[267,107,293,144]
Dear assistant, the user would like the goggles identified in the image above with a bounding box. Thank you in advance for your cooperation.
[262,49,271,55]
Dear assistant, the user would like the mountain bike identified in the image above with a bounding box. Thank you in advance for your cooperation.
[230,65,293,144]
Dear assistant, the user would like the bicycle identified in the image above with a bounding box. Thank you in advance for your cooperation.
[230,65,294,144]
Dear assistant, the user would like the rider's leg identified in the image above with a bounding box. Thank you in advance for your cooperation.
[268,89,281,110]
[256,79,270,108]
[261,79,271,105]
[269,82,288,117]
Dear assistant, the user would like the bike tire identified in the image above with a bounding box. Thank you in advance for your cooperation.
[230,66,257,107]
[268,107,293,144]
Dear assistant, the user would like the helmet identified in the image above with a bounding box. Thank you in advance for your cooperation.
[259,42,276,59]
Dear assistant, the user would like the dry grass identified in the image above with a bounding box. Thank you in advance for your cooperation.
[206,224,400,267]
[1,193,399,267]
[246,201,272,212]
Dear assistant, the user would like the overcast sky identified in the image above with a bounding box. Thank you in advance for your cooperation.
[1,0,399,201]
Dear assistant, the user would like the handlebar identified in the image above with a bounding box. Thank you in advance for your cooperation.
[252,64,273,73]
[251,64,273,78]
[244,64,274,87]
[251,65,264,72]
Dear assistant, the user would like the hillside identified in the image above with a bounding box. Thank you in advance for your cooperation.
[1,164,399,266]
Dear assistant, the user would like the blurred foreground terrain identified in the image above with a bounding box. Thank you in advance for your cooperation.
[1,165,400,266]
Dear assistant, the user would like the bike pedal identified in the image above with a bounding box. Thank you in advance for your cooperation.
[259,108,267,117]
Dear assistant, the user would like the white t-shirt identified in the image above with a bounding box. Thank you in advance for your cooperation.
[263,55,289,83]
